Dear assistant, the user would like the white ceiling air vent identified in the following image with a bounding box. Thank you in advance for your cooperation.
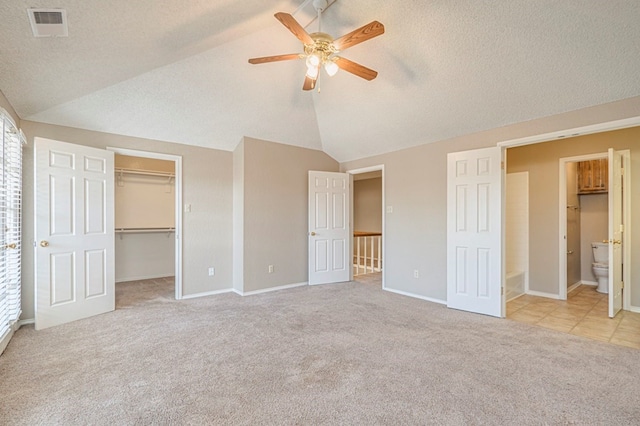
[27,8,68,37]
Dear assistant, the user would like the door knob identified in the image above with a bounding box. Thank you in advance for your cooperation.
[40,240,49,247]
[5,243,16,249]
[310,232,316,236]
[567,250,574,255]
[612,239,621,245]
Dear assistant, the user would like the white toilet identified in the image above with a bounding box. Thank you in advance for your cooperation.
[591,242,609,294]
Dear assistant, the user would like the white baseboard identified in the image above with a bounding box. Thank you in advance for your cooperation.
[526,290,561,300]
[507,293,526,302]
[567,281,582,294]
[580,280,597,286]
[628,306,640,314]
[116,274,174,283]
[383,287,447,305]
[19,318,35,326]
[181,288,234,300]
[235,282,308,296]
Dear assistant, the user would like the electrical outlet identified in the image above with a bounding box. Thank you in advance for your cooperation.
[413,269,419,279]
[268,265,274,274]
[208,267,215,276]
[386,206,393,213]
[185,204,192,213]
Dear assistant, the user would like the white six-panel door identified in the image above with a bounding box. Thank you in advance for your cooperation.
[308,171,350,285]
[447,147,503,317]
[608,148,623,318]
[35,137,115,330]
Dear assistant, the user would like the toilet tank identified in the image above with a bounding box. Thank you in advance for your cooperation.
[591,242,608,263]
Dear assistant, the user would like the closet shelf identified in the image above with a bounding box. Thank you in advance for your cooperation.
[115,167,175,178]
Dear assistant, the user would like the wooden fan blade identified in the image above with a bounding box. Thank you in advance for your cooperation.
[333,21,385,51]
[248,54,302,64]
[303,75,317,91]
[334,57,378,81]
[275,12,314,45]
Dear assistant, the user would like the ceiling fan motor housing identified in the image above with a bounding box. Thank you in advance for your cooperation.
[312,0,329,12]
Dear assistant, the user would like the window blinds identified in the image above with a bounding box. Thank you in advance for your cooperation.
[0,109,24,345]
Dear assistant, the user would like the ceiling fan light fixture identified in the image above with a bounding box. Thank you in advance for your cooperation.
[306,65,319,79]
[324,60,339,77]
[306,54,321,68]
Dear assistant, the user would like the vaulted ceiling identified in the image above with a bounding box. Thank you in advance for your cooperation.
[1,1,639,162]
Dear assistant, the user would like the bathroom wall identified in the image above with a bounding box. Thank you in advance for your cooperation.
[566,163,581,289]
[506,172,529,297]
[580,193,608,283]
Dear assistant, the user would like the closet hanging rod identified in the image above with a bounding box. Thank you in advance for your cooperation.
[115,227,175,234]
[115,167,175,178]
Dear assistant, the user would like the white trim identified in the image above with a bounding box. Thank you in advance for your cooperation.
[107,147,184,300]
[581,280,597,286]
[567,281,582,294]
[526,290,561,300]
[234,282,308,296]
[181,288,235,300]
[346,164,386,291]
[558,152,607,301]
[384,287,447,305]
[19,318,35,326]
[497,116,640,148]
[621,150,632,311]
[115,274,174,283]
[507,293,526,303]
[629,306,640,314]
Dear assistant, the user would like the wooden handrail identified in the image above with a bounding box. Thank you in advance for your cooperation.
[353,231,382,237]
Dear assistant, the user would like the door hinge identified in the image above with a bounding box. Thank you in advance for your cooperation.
[501,161,505,170]
[621,281,624,289]
[501,287,504,295]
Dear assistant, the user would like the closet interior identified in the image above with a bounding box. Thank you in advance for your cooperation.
[114,154,175,284]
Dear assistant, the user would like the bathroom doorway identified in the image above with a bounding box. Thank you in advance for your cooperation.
[558,150,630,317]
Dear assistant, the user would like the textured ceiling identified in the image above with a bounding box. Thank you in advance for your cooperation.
[1,1,639,162]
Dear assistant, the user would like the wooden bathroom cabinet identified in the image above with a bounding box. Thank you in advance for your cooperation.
[577,159,608,194]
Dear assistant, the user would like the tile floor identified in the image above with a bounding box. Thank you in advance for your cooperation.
[508,285,640,349]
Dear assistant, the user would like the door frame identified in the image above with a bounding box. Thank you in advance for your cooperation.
[498,117,636,311]
[345,165,385,290]
[107,147,184,300]
[558,151,630,308]
[558,152,607,300]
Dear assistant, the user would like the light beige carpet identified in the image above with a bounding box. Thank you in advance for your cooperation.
[1,277,639,425]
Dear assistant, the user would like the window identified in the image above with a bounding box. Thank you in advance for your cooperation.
[0,108,24,353]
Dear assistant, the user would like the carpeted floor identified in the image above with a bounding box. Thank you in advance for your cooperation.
[1,277,639,425]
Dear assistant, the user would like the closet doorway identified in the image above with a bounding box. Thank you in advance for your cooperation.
[108,148,183,299]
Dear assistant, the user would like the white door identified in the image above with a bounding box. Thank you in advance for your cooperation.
[35,137,115,330]
[608,148,623,318]
[308,171,350,285]
[447,147,503,317]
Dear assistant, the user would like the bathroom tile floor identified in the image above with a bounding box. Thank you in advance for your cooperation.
[508,285,640,349]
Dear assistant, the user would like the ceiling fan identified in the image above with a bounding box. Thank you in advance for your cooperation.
[248,0,384,91]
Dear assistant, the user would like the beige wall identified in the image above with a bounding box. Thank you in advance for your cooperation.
[237,137,338,293]
[0,90,19,126]
[341,100,640,304]
[580,193,608,282]
[508,127,640,306]
[20,120,234,319]
[354,177,382,233]
[115,154,175,173]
